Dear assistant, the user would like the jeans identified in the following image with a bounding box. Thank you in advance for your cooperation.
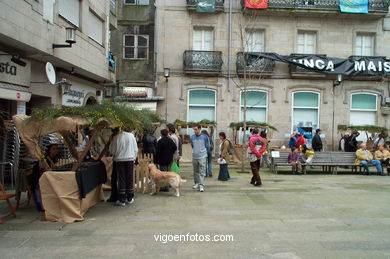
[116,161,134,203]
[250,159,262,185]
[218,164,230,181]
[206,151,213,176]
[360,160,382,174]
[192,157,207,186]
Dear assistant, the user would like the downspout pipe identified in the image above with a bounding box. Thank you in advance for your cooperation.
[227,0,232,92]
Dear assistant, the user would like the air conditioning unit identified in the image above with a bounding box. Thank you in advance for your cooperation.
[105,88,112,97]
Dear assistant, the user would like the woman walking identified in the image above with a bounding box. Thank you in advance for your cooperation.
[218,132,230,181]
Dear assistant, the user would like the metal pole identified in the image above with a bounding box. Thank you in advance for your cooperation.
[165,78,168,121]
[227,0,232,92]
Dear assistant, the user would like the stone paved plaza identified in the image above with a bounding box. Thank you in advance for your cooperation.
[0,163,390,259]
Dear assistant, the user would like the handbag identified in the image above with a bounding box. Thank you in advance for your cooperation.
[170,162,180,174]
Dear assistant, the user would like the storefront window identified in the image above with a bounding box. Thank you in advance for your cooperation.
[292,91,319,131]
[188,89,216,122]
[350,93,377,141]
[240,90,267,123]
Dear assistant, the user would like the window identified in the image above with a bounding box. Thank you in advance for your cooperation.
[245,31,264,52]
[110,0,116,14]
[240,90,267,122]
[193,29,213,51]
[292,92,319,131]
[355,34,374,56]
[124,0,149,5]
[87,11,104,45]
[123,34,149,59]
[297,32,316,54]
[188,89,216,122]
[350,93,377,141]
[58,0,80,27]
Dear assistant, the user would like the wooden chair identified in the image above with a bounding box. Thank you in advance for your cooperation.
[0,182,16,223]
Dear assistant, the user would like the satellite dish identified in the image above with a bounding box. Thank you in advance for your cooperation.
[45,62,56,85]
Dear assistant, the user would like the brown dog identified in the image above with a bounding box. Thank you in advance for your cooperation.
[148,164,187,197]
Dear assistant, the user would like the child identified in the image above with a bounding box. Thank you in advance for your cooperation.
[301,144,315,166]
[287,147,302,174]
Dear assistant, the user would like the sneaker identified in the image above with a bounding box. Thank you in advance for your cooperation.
[114,200,126,207]
[126,198,134,205]
[199,185,204,192]
[192,183,199,189]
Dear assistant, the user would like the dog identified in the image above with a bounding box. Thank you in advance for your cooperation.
[148,164,187,197]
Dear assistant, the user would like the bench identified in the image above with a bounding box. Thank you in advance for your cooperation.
[270,151,360,174]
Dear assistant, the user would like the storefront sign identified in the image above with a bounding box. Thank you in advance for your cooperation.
[0,55,31,86]
[122,87,153,98]
[125,102,157,111]
[61,80,101,107]
[251,53,390,76]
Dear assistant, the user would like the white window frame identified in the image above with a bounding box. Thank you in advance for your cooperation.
[123,34,149,60]
[350,93,378,112]
[239,90,268,122]
[244,30,265,53]
[187,89,217,123]
[192,29,214,51]
[291,91,320,132]
[296,31,317,54]
[124,0,149,5]
[355,34,375,56]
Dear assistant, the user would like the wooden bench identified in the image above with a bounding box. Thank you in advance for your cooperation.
[271,151,360,174]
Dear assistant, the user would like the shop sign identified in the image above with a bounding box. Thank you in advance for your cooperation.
[0,55,31,86]
[122,87,153,98]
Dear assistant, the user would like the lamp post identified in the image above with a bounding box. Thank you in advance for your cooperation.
[164,68,170,121]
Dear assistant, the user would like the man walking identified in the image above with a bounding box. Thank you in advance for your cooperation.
[109,127,138,206]
[312,129,323,152]
[248,129,266,186]
[190,125,210,192]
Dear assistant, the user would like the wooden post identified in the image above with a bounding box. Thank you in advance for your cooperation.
[60,131,79,159]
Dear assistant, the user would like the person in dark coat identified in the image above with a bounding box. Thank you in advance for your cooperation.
[142,134,157,156]
[312,129,323,152]
[155,129,177,172]
[344,131,359,152]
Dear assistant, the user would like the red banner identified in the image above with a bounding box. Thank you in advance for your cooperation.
[244,0,268,9]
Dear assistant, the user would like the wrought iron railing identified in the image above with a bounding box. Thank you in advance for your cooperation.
[241,0,389,12]
[236,52,275,74]
[183,50,223,73]
[187,0,225,12]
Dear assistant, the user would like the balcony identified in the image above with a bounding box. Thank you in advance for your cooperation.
[236,52,275,76]
[187,0,225,13]
[183,50,223,75]
[289,53,327,78]
[241,0,389,14]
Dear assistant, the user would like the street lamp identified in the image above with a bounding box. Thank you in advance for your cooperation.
[164,68,170,121]
[53,27,77,49]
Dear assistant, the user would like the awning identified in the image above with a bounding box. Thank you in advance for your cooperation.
[0,82,31,102]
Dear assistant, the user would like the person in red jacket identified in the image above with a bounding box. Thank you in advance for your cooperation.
[295,133,306,149]
[248,128,266,186]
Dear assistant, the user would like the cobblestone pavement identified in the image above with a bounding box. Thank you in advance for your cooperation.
[0,163,389,258]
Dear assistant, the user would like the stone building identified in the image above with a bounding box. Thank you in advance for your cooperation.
[110,0,162,111]
[155,0,390,150]
[0,0,117,118]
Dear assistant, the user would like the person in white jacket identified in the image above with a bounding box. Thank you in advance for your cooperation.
[109,127,138,206]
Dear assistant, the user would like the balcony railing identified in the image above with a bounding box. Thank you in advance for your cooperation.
[187,0,225,12]
[236,52,275,75]
[183,50,223,74]
[241,0,389,12]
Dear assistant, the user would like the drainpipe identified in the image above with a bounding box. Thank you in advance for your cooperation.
[227,0,232,92]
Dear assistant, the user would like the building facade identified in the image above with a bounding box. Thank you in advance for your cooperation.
[155,0,390,150]
[110,0,162,111]
[0,0,117,119]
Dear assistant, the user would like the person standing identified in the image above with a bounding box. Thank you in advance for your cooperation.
[355,143,382,175]
[312,129,323,152]
[260,131,270,168]
[217,132,231,181]
[190,125,210,192]
[142,133,157,157]
[289,132,298,148]
[295,133,306,149]
[109,127,138,206]
[167,124,180,166]
[248,128,266,186]
[345,131,359,152]
[201,129,213,177]
[155,129,177,172]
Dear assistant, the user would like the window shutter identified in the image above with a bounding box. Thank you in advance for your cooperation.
[58,0,80,27]
[193,30,203,51]
[203,30,213,51]
[88,12,103,45]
